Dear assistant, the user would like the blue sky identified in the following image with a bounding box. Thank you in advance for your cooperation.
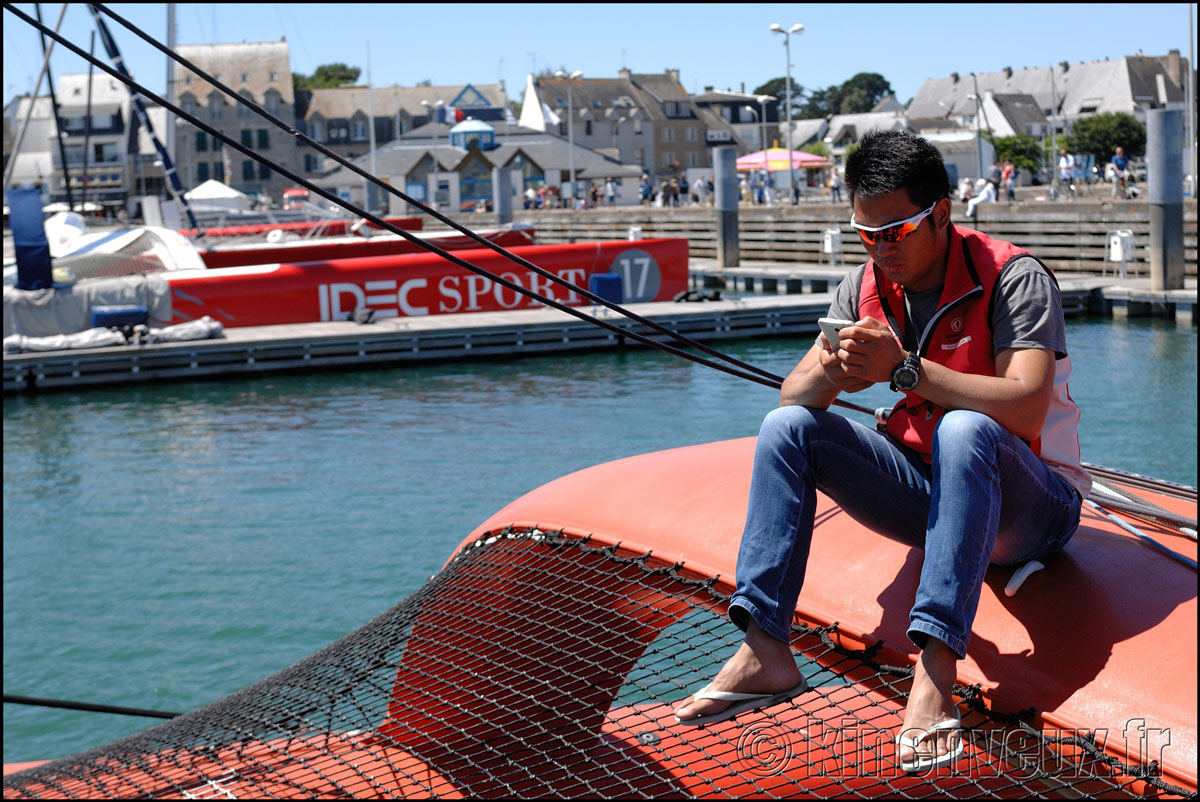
[3,3,1195,110]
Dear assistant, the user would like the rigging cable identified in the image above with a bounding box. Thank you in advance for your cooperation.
[2,7,1196,737]
[6,3,1194,544]
[86,1,787,389]
[5,2,785,391]
[3,694,179,720]
[87,4,201,232]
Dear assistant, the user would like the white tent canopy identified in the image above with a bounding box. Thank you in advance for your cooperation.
[184,180,250,212]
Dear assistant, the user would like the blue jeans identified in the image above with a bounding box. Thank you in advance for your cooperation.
[729,406,1082,658]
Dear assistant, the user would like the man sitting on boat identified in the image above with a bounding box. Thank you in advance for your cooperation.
[672,130,1091,773]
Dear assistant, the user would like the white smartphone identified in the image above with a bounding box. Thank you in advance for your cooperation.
[818,317,856,351]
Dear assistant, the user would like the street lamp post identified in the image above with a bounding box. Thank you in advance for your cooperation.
[556,69,582,207]
[612,115,626,157]
[420,98,444,209]
[742,105,760,150]
[966,93,983,179]
[770,22,803,204]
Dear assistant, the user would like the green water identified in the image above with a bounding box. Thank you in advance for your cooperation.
[3,316,1195,764]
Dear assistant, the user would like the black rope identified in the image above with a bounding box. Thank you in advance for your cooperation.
[87,2,787,389]
[3,3,788,392]
[3,694,180,720]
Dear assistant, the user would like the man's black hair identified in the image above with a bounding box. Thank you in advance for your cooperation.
[844,130,951,210]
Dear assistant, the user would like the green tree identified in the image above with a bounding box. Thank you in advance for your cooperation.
[801,140,830,158]
[293,63,362,92]
[838,72,893,114]
[751,77,805,118]
[1066,112,1146,164]
[992,133,1045,174]
[800,85,842,118]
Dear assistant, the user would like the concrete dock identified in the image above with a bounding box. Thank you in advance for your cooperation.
[4,260,1195,394]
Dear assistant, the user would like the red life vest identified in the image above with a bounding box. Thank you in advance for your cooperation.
[857,224,1047,461]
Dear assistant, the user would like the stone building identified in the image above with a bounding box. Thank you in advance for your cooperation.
[171,41,298,202]
[518,68,740,183]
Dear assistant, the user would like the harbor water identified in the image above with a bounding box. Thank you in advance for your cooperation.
[3,315,1196,765]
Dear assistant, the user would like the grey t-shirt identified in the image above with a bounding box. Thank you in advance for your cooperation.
[823,256,1067,358]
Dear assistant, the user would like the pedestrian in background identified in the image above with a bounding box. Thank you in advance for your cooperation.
[1056,149,1076,201]
[1110,147,1129,199]
[988,160,1002,200]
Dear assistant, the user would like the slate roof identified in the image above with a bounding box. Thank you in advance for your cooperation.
[990,93,1048,135]
[691,90,768,104]
[533,77,652,121]
[787,118,828,147]
[907,55,1189,122]
[56,73,128,110]
[824,110,910,143]
[304,83,510,121]
[630,71,690,103]
[316,126,640,185]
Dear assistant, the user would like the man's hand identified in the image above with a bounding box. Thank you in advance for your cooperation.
[834,316,906,385]
[816,345,875,394]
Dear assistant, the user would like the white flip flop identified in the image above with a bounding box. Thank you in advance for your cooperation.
[896,716,965,773]
[673,679,809,727]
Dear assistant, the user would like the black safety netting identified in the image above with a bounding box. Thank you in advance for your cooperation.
[4,528,1192,800]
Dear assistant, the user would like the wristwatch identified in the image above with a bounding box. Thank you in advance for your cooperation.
[890,353,922,392]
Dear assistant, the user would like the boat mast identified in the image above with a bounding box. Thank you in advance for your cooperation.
[35,3,75,213]
[86,3,201,232]
[82,32,95,213]
[1,6,65,195]
[165,3,176,186]
[365,41,377,212]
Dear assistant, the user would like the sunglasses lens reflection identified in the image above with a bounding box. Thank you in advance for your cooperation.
[858,222,917,246]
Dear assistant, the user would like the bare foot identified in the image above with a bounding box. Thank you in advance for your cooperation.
[673,618,803,722]
[897,638,962,765]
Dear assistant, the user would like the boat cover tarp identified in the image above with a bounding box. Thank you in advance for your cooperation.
[3,316,222,354]
[2,274,171,338]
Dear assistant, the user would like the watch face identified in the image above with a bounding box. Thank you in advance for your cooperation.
[896,368,918,389]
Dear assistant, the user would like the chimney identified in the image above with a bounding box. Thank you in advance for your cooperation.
[667,68,679,84]
[740,82,745,93]
[1060,60,1069,73]
[951,72,959,83]
[1166,49,1183,88]
[704,85,713,93]
[618,67,631,81]
[1004,66,1012,79]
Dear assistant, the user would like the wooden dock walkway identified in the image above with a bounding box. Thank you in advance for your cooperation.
[4,266,1194,395]
[2,294,831,394]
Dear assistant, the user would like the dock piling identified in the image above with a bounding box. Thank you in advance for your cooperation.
[1146,108,1185,290]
